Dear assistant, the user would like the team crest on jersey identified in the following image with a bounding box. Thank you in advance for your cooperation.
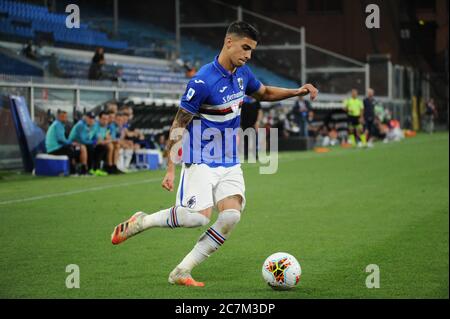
[187,196,197,209]
[186,88,195,101]
[237,77,244,90]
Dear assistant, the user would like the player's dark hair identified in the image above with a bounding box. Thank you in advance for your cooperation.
[98,110,108,118]
[226,21,260,42]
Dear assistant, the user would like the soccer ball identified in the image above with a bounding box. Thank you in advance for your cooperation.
[262,252,301,290]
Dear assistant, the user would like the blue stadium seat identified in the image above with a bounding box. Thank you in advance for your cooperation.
[0,0,128,50]
[1,0,297,87]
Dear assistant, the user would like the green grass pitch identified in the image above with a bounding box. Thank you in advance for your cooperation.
[0,133,448,298]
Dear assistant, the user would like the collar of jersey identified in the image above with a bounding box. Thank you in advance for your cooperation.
[213,55,235,78]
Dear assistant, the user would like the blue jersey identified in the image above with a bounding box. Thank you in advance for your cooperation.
[179,55,261,167]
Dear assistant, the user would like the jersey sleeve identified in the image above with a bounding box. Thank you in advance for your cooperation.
[245,67,262,96]
[179,78,209,114]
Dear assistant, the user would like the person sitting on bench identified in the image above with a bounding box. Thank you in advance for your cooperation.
[45,110,88,175]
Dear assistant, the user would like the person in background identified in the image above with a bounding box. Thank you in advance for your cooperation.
[293,95,312,137]
[45,110,87,175]
[307,111,321,138]
[424,98,438,134]
[106,110,124,173]
[114,112,134,172]
[316,124,330,147]
[22,40,38,61]
[363,88,377,148]
[175,58,197,78]
[327,123,339,146]
[344,89,366,147]
[90,111,119,175]
[121,105,147,149]
[112,67,126,85]
[120,104,133,120]
[153,134,167,152]
[88,47,105,80]
[374,103,386,123]
[385,119,404,142]
[68,112,100,176]
[106,101,118,114]
[240,95,263,160]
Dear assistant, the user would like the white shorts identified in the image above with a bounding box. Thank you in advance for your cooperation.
[175,163,246,211]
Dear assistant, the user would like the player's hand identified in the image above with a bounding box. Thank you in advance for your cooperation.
[162,170,175,192]
[298,84,318,101]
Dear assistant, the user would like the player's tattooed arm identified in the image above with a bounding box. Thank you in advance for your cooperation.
[162,108,194,191]
[165,108,193,156]
[252,83,318,102]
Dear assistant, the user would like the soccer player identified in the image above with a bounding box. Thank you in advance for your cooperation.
[111,21,318,287]
[344,89,366,147]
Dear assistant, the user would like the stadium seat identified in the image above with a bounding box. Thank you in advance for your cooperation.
[0,0,128,50]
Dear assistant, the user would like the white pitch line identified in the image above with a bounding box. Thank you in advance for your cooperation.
[0,178,161,206]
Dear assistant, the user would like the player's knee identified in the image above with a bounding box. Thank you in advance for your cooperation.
[217,195,243,212]
[199,215,210,226]
[180,207,211,227]
[186,213,210,227]
[219,209,241,233]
